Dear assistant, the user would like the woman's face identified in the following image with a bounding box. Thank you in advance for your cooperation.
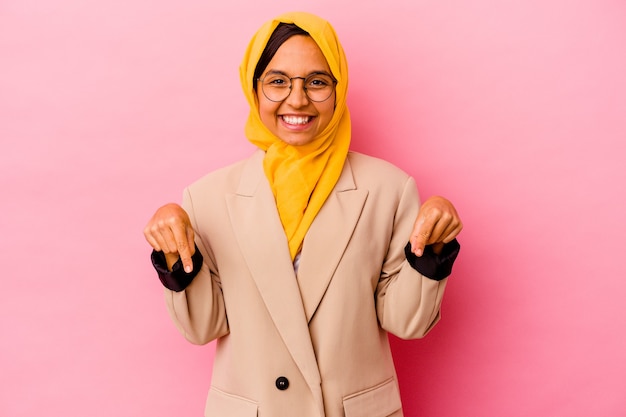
[256,35,335,146]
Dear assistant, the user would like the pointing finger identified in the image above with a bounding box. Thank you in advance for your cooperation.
[171,224,194,273]
[410,216,436,257]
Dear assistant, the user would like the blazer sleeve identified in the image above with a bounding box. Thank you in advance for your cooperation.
[163,187,229,345]
[375,176,449,340]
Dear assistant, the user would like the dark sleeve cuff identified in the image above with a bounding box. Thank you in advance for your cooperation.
[404,239,460,281]
[150,245,204,292]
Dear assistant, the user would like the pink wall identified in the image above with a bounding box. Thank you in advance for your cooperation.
[2,1,625,416]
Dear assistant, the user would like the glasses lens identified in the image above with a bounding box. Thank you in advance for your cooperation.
[261,74,291,102]
[304,73,335,102]
[261,73,335,102]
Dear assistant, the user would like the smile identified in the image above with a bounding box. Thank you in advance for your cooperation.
[281,115,313,125]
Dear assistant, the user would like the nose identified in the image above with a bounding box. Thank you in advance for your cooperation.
[285,78,309,107]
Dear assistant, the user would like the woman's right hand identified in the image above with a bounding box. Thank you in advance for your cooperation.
[143,203,196,272]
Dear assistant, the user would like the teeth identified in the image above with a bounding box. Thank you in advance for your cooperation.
[282,115,311,125]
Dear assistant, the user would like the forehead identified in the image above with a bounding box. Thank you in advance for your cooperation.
[264,35,331,75]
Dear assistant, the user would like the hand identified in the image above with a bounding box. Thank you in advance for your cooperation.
[409,196,463,257]
[143,203,196,272]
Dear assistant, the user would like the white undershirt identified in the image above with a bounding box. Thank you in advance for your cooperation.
[293,252,301,274]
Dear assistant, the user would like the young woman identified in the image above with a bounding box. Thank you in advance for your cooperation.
[144,11,462,417]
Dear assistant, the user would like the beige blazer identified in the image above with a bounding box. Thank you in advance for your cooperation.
[164,150,448,417]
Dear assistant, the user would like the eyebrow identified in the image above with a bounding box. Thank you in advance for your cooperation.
[264,69,334,78]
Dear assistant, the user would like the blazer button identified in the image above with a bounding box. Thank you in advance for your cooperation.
[275,376,289,391]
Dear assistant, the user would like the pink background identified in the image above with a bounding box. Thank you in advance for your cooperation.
[2,0,625,416]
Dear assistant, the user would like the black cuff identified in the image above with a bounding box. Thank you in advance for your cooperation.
[151,245,204,292]
[404,239,460,281]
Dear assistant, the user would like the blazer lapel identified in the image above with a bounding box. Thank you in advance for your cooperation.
[226,151,324,413]
[297,157,368,322]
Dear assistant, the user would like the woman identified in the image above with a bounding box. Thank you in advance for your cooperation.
[144,11,462,417]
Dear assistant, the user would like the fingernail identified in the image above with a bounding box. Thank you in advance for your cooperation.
[414,249,423,257]
[184,265,192,273]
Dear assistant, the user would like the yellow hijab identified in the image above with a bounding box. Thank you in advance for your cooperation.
[239,12,350,260]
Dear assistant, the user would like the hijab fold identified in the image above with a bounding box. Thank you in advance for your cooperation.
[239,12,351,260]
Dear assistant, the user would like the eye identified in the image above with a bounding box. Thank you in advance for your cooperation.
[306,73,334,89]
[264,74,289,87]
[310,79,327,87]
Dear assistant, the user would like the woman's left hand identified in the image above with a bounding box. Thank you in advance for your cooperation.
[409,196,463,257]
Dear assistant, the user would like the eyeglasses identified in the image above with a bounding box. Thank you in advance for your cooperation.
[257,71,337,103]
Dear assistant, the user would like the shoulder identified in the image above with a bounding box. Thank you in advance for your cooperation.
[346,151,412,184]
[344,152,418,207]
[344,152,420,222]
[186,151,262,193]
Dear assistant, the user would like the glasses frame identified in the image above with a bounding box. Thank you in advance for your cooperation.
[257,72,337,103]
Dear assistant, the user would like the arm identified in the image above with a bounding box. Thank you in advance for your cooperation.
[144,189,229,345]
[376,178,462,339]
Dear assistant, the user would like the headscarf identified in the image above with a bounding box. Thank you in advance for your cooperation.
[239,12,350,260]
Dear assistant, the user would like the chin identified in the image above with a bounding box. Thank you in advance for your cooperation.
[278,134,316,147]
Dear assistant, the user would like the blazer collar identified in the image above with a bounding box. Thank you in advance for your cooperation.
[296,155,368,322]
[228,150,368,324]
